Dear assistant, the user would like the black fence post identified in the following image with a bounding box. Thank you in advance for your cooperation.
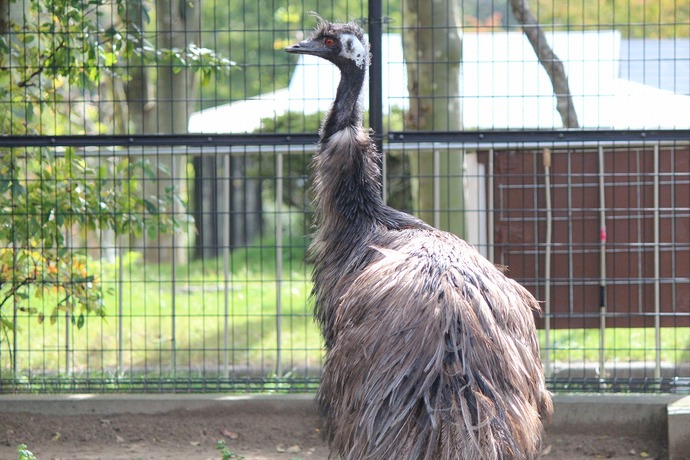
[368,0,383,154]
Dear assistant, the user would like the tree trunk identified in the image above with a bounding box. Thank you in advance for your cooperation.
[155,0,199,135]
[0,0,8,35]
[1,0,27,43]
[509,0,580,128]
[121,1,150,134]
[132,0,200,264]
[402,0,465,237]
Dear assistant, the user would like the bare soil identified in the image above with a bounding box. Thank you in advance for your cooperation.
[0,407,666,460]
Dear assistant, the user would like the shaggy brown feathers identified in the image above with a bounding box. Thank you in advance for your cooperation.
[287,18,553,460]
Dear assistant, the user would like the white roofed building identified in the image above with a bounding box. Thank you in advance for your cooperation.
[189,31,690,132]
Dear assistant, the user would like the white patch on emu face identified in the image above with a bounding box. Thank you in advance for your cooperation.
[339,33,366,69]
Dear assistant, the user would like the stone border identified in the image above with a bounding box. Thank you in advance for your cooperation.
[0,393,686,457]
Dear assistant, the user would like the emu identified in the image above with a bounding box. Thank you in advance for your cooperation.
[286,18,553,460]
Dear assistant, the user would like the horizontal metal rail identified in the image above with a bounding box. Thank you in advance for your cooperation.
[2,129,689,153]
[0,133,319,148]
[387,129,690,144]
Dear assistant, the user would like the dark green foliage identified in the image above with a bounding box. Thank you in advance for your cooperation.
[0,0,226,348]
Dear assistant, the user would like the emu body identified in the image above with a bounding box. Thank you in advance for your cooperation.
[286,18,552,460]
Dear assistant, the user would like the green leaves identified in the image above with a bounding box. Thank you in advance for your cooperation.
[17,443,37,460]
[154,44,237,82]
[0,147,187,341]
[3,0,235,136]
[274,5,301,24]
[0,0,230,351]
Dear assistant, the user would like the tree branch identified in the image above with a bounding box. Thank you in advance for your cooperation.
[0,0,9,35]
[509,0,580,128]
[0,277,32,310]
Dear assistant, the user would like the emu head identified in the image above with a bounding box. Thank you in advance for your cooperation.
[285,17,369,71]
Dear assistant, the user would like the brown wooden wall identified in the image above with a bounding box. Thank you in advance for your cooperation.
[487,145,690,329]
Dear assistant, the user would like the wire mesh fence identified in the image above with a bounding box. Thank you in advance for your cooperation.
[1,0,689,393]
[0,138,322,393]
[387,131,690,393]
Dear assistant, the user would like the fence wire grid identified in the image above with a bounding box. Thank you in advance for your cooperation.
[1,0,689,393]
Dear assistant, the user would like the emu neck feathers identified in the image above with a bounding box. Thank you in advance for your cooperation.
[312,126,383,226]
[311,56,383,228]
[320,66,366,140]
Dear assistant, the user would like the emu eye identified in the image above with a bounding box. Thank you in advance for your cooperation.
[324,37,336,47]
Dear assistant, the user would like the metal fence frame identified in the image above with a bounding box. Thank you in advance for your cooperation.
[1,129,689,393]
[2,0,690,393]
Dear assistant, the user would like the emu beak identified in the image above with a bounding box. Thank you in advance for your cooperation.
[285,39,326,57]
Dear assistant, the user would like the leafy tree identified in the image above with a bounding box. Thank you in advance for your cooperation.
[0,0,231,355]
[462,0,689,38]
[198,1,395,108]
[532,0,689,38]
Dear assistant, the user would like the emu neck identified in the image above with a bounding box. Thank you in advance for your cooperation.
[313,65,383,240]
[321,67,366,140]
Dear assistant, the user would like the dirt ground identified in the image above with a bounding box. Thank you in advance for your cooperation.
[0,406,667,460]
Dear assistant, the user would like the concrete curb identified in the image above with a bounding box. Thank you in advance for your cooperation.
[0,393,686,456]
[0,393,316,416]
[548,394,679,441]
[668,395,690,460]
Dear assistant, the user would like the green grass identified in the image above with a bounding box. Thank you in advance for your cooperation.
[17,444,37,460]
[541,327,690,365]
[2,236,689,388]
[2,236,324,382]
